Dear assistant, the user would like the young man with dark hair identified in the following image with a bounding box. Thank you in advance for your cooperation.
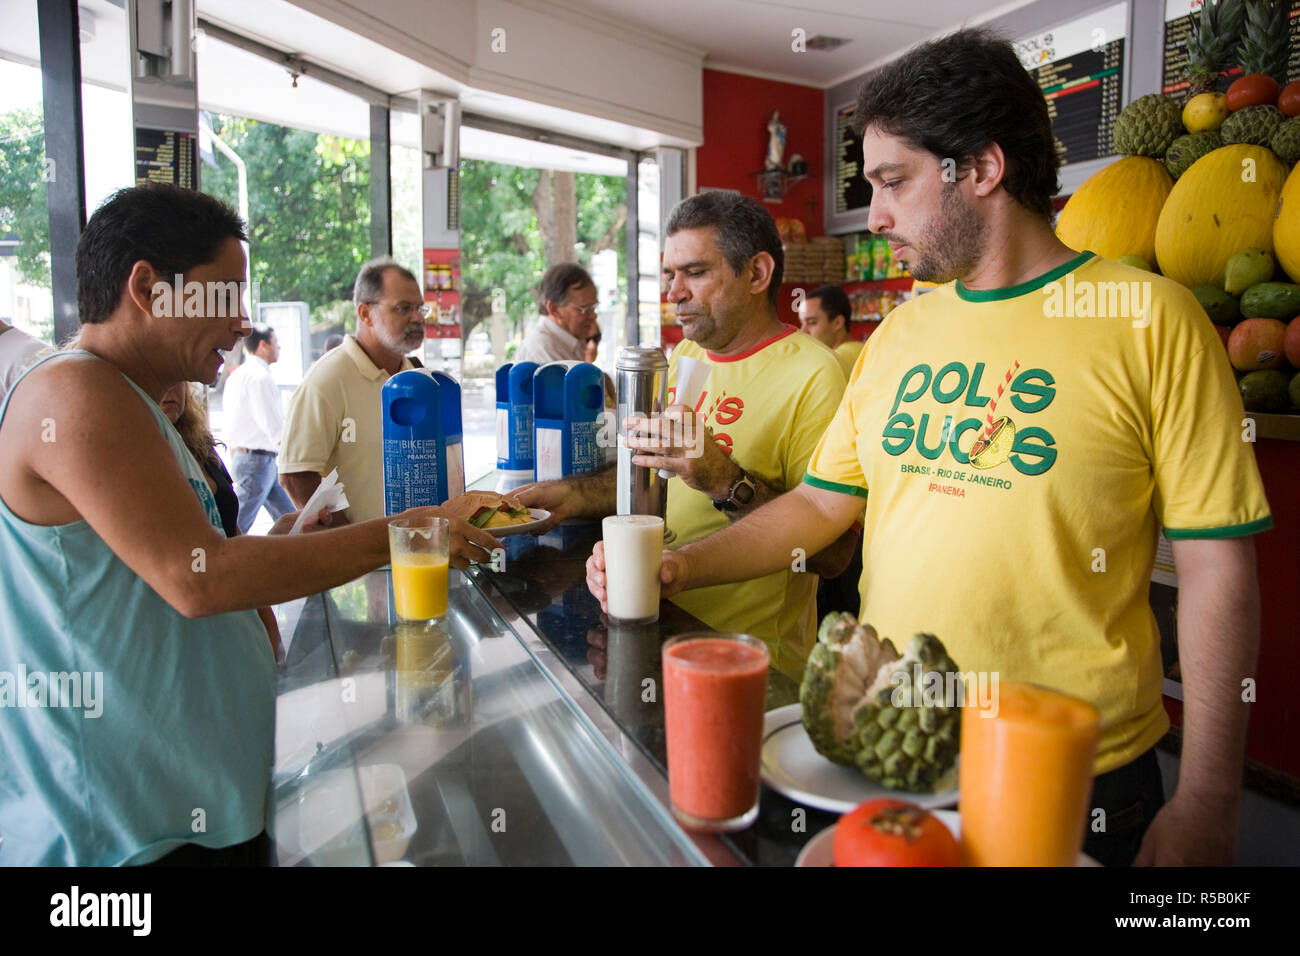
[588,28,1270,867]
[224,325,294,532]
[798,284,860,374]
[521,192,858,679]
[0,185,497,865]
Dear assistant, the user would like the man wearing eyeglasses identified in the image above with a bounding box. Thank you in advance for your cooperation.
[515,263,601,365]
[279,257,429,523]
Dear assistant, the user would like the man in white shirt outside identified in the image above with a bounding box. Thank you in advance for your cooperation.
[224,325,294,532]
[514,263,600,365]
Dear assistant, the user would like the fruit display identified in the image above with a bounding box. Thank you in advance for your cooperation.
[832,799,961,867]
[1055,157,1171,262]
[799,613,961,792]
[1053,3,1300,414]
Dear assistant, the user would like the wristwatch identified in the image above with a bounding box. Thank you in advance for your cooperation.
[712,471,757,512]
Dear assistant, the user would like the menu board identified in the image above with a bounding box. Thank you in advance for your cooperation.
[833,102,872,217]
[134,128,196,189]
[1163,0,1300,95]
[1016,3,1127,168]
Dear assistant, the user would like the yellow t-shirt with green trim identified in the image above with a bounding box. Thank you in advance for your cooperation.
[804,252,1271,774]
[667,327,848,680]
[834,339,864,376]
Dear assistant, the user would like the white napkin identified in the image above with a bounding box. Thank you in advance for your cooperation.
[289,468,350,533]
[659,356,712,478]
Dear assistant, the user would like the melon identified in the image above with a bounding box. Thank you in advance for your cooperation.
[1056,157,1172,264]
[1284,315,1300,368]
[1227,317,1288,371]
[1276,164,1300,284]
[1154,145,1289,288]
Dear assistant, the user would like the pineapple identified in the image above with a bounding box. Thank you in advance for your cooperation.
[1237,0,1289,85]
[1183,0,1245,100]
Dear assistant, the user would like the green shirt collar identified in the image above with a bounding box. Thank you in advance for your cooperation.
[954,250,1095,302]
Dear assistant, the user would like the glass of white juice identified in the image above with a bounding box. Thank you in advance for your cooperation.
[601,515,665,624]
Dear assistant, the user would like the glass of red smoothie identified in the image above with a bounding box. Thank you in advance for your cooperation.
[662,632,770,832]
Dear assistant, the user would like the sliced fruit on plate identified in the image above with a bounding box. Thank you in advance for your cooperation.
[832,798,961,867]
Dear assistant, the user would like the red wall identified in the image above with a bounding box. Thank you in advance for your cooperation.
[697,68,825,237]
[1165,438,1300,781]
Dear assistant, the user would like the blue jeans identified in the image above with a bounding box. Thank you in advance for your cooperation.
[232,450,294,534]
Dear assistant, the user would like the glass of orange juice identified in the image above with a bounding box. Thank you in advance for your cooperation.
[388,516,450,623]
[959,682,1101,866]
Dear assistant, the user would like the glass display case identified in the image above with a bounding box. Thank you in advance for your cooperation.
[270,567,709,866]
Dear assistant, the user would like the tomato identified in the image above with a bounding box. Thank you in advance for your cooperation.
[1280,82,1300,118]
[832,798,962,867]
[1225,74,1281,112]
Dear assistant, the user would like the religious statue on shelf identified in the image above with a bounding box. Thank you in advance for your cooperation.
[765,111,787,171]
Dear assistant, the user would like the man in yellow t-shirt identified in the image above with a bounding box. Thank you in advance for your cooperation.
[589,30,1272,868]
[520,191,856,678]
[798,284,862,375]
[279,258,426,523]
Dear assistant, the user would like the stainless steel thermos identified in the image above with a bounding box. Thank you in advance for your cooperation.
[615,346,669,521]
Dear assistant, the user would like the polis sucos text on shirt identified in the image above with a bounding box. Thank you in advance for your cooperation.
[882,362,1058,476]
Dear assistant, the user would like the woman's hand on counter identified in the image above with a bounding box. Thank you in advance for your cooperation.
[585,540,689,613]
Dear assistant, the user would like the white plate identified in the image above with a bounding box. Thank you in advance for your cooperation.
[761,703,959,813]
[795,813,1098,867]
[481,508,551,537]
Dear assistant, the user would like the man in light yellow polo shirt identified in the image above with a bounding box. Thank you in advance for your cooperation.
[798,284,862,375]
[279,258,428,522]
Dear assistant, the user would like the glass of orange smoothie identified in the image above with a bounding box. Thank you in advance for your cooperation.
[387,516,450,623]
[662,632,770,832]
[958,682,1101,866]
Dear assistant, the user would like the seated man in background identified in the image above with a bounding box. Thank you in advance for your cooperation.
[798,283,862,375]
[514,262,599,365]
[519,192,859,679]
[0,185,498,865]
[280,257,428,523]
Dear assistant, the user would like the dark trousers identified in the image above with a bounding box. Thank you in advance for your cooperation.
[1082,747,1167,867]
[143,830,274,867]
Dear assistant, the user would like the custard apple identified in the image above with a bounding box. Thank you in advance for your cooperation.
[1164,132,1222,179]
[1113,94,1184,157]
[800,613,961,792]
[1271,117,1300,166]
[1221,105,1285,147]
